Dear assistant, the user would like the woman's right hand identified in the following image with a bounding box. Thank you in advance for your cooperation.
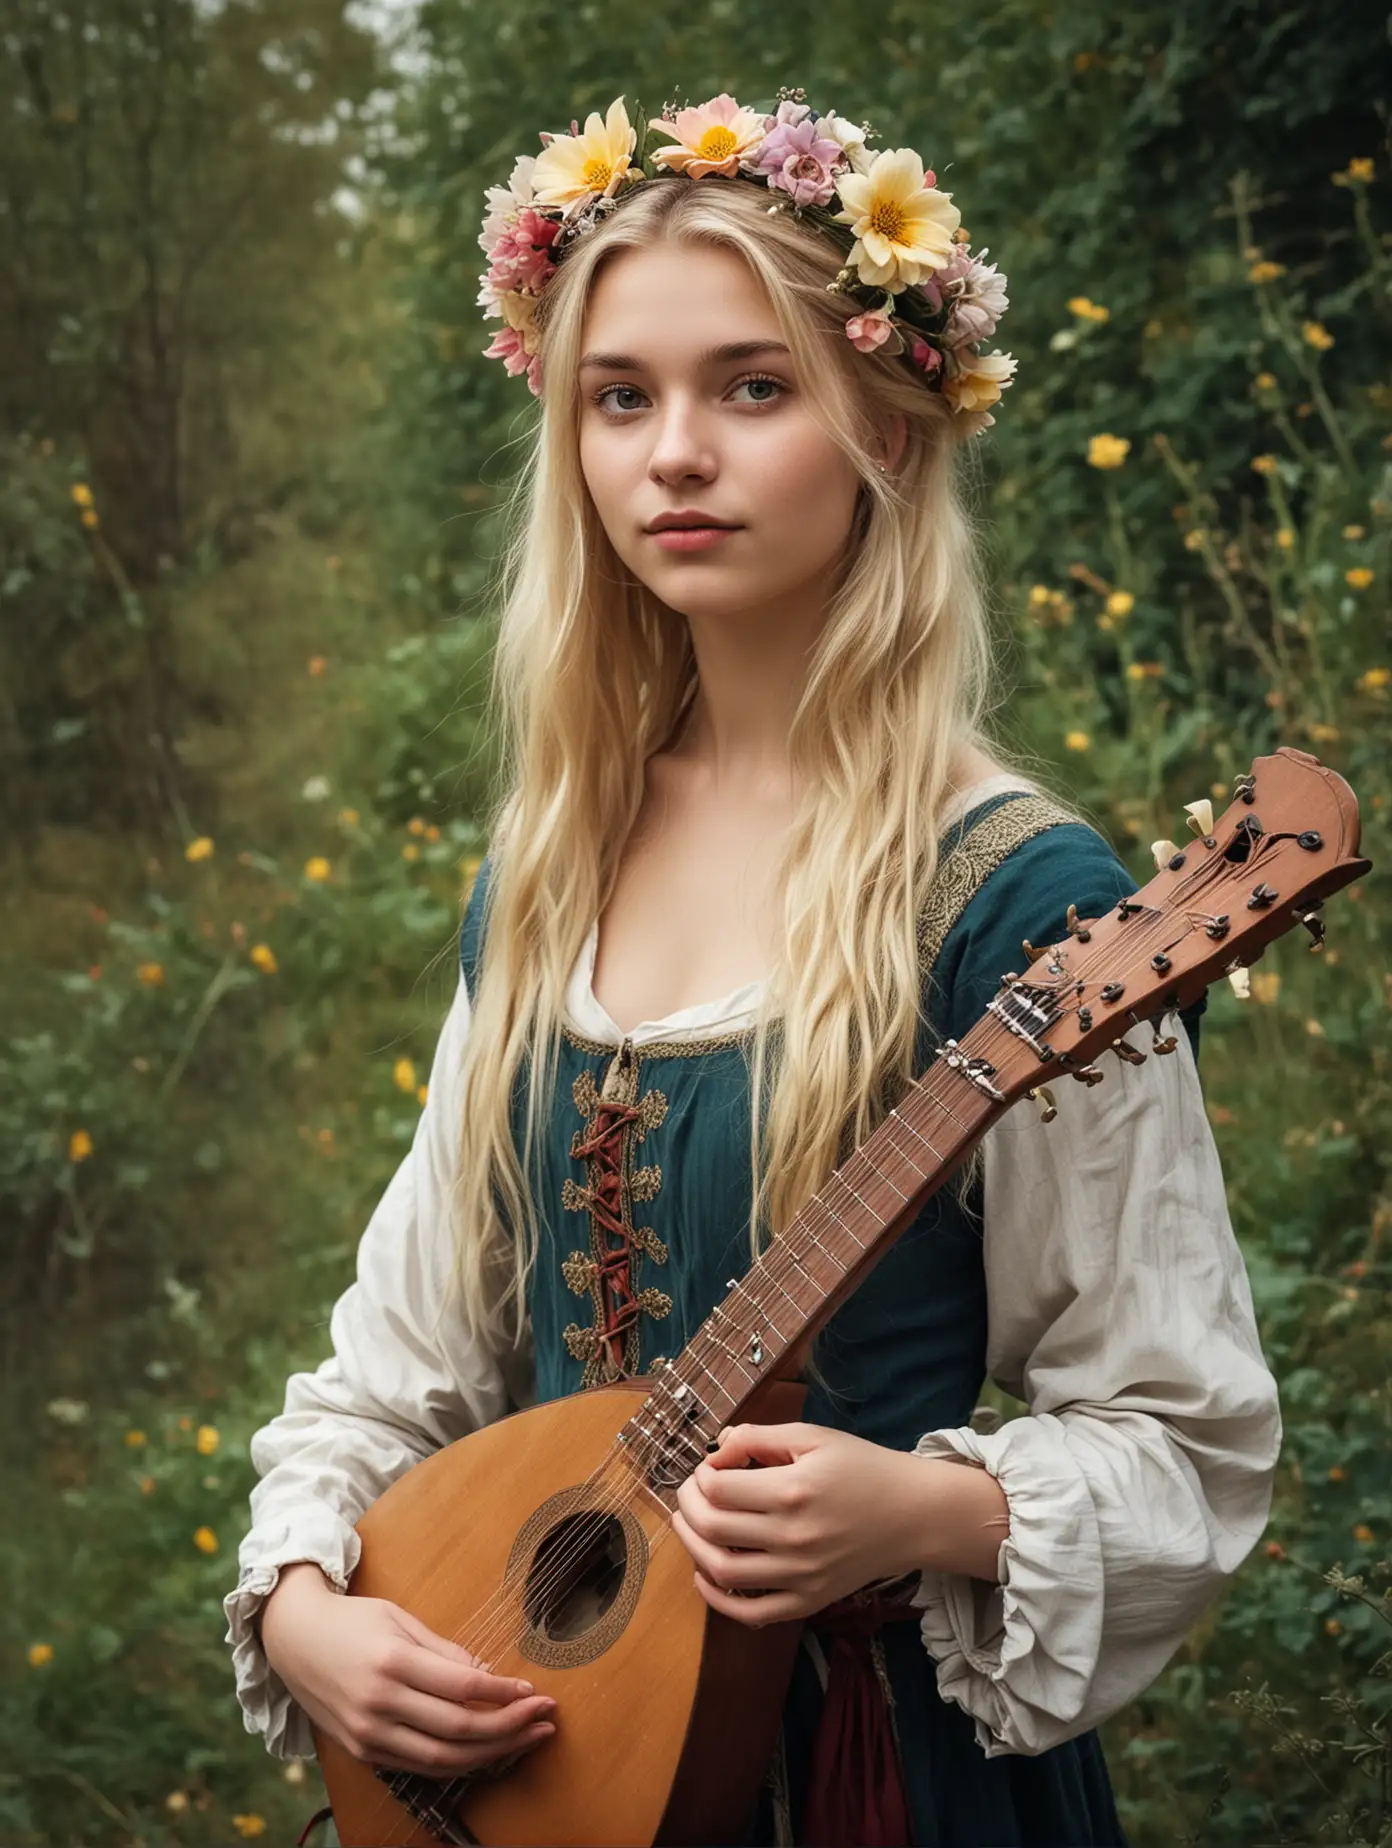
[258,1562,558,1776]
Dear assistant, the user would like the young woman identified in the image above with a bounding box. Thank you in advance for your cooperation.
[226,92,1282,1847]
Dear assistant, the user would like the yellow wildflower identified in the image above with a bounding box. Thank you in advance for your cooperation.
[184,836,214,863]
[424,823,441,842]
[28,1642,54,1667]
[1254,372,1277,390]
[139,1475,155,1494]
[193,1526,218,1554]
[124,1429,146,1448]
[1306,1018,1326,1038]
[195,1425,219,1457]
[307,655,327,677]
[1354,1523,1375,1543]
[1276,528,1294,550]
[1028,584,1051,608]
[1064,730,1091,753]
[70,483,93,507]
[1087,433,1130,470]
[1325,1618,1343,1636]
[165,1792,189,1814]
[832,148,961,289]
[1250,971,1281,1005]
[1346,567,1374,590]
[68,1128,93,1162]
[1183,529,1206,551]
[534,96,641,202]
[232,1817,268,1840]
[1067,296,1110,322]
[338,806,360,826]
[303,856,332,882]
[1337,157,1374,184]
[1126,661,1164,681]
[1356,667,1389,692]
[417,1084,429,1106]
[1302,321,1334,351]
[80,509,99,529]
[1328,1464,1346,1481]
[1307,722,1341,742]
[136,961,164,986]
[1343,524,1365,540]
[407,817,426,836]
[1250,454,1278,476]
[393,1057,417,1094]
[1106,590,1135,618]
[1247,260,1286,283]
[402,843,419,862]
[249,943,278,974]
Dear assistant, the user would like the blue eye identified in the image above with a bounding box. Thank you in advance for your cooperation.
[592,373,788,416]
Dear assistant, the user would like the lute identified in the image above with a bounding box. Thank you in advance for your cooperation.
[314,747,1368,1847]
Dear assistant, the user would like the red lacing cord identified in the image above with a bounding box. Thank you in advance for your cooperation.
[571,1097,646,1378]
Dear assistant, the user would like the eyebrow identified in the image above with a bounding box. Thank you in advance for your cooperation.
[577,338,793,372]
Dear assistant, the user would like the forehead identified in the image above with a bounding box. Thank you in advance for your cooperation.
[580,241,783,359]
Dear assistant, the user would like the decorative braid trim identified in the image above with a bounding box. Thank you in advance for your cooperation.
[915,793,1075,977]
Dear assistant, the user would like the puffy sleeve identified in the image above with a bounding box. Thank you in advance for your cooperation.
[222,965,533,1759]
[910,823,1282,1757]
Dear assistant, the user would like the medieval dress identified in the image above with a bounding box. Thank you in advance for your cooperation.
[224,772,1282,1846]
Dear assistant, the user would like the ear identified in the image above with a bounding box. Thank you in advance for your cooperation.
[882,412,908,473]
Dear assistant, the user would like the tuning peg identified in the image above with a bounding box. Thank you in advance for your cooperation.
[1184,799,1215,842]
[1021,938,1050,964]
[1025,1084,1058,1124]
[1072,1065,1106,1086]
[1064,904,1091,942]
[1227,966,1251,1000]
[1151,1021,1179,1054]
[1297,908,1326,952]
[1111,1038,1147,1066]
[1151,838,1180,870]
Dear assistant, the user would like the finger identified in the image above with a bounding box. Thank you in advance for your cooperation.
[672,1509,782,1593]
[673,1494,774,1551]
[693,1569,802,1628]
[382,1681,558,1748]
[692,1457,794,1513]
[709,1423,811,1470]
[367,1716,555,1778]
[391,1608,538,1705]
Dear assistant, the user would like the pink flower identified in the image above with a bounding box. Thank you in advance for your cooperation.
[772,99,812,128]
[943,254,1009,347]
[908,335,943,375]
[483,325,533,377]
[755,118,845,206]
[485,207,559,295]
[915,243,973,313]
[651,93,771,179]
[845,310,896,353]
[525,354,544,397]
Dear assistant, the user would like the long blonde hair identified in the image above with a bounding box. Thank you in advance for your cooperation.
[442,175,1005,1358]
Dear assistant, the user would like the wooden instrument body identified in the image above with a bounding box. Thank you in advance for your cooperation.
[315,1376,807,1848]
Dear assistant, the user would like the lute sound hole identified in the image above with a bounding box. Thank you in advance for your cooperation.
[525,1511,627,1640]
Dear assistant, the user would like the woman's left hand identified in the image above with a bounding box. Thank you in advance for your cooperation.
[670,1421,928,1627]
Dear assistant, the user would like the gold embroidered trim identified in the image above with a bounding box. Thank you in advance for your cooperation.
[561,1021,757,1058]
[915,793,1075,977]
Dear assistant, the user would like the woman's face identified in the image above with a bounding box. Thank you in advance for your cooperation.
[576,241,864,624]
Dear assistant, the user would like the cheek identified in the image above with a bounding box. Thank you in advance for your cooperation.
[755,421,859,534]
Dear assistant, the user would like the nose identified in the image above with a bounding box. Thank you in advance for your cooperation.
[646,390,717,487]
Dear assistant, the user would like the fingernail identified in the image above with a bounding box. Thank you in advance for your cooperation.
[517,1680,534,1694]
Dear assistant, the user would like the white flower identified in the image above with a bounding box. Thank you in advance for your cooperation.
[300,775,331,802]
[818,110,876,176]
[479,155,539,253]
[47,1397,90,1425]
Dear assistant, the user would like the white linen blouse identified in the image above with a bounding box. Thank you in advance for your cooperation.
[223,776,1282,1763]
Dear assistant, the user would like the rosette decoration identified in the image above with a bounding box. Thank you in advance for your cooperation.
[477,88,1015,431]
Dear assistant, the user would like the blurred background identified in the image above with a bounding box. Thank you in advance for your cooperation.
[2,1,1389,1842]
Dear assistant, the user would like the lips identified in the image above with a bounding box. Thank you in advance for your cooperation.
[645,513,741,533]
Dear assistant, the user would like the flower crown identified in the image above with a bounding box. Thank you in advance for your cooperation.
[477,88,1016,436]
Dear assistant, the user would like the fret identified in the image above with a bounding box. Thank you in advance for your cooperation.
[857,1145,909,1204]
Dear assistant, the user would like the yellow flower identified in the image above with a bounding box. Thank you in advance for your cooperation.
[1183,529,1206,551]
[393,1056,417,1094]
[1339,157,1375,183]
[407,817,426,836]
[1028,584,1052,608]
[70,483,93,507]
[417,1083,429,1106]
[232,1815,268,1838]
[193,1526,218,1554]
[1105,591,1135,618]
[28,1642,54,1668]
[68,1128,94,1162]
[833,148,962,289]
[1247,260,1286,283]
[402,842,419,861]
[1302,320,1334,351]
[124,1429,146,1448]
[249,943,278,974]
[139,1474,155,1494]
[1087,433,1130,470]
[1276,528,1294,550]
[1250,454,1278,476]
[943,349,1017,418]
[1250,971,1281,1005]
[165,1792,189,1814]
[1343,524,1366,540]
[136,961,164,986]
[1067,296,1110,322]
[307,655,327,677]
[461,854,483,882]
[303,856,332,882]
[1306,1017,1326,1038]
[1356,667,1390,692]
[1254,372,1277,390]
[1346,567,1374,589]
[424,823,440,842]
[1307,722,1341,742]
[1325,1618,1342,1636]
[1354,1523,1375,1542]
[1126,661,1164,681]
[80,509,100,530]
[1328,1464,1346,1481]
[533,96,641,205]
[1064,730,1091,753]
[184,835,214,863]
[338,806,360,826]
[195,1425,219,1456]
